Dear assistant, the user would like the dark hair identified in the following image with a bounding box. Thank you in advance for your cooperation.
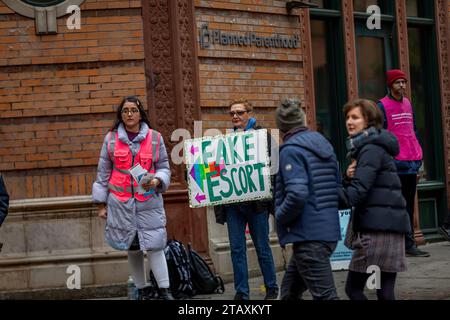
[343,99,383,129]
[229,98,253,112]
[110,96,152,131]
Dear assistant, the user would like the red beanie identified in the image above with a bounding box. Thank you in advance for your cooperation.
[386,69,407,87]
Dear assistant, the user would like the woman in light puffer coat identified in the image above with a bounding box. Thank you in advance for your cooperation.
[92,96,173,300]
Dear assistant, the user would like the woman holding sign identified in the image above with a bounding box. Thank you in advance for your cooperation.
[341,99,410,300]
[92,96,173,300]
[214,98,278,300]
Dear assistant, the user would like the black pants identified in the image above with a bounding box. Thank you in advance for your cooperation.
[399,174,418,250]
[345,270,397,300]
[280,241,339,300]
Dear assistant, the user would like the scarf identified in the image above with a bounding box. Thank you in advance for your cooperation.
[234,117,257,132]
[346,127,378,158]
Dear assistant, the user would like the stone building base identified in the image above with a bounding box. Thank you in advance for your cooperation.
[0,197,287,299]
[0,196,129,299]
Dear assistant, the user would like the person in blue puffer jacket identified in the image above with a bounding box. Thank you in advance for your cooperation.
[274,99,341,300]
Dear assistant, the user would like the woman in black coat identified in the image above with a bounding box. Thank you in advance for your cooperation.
[341,99,410,300]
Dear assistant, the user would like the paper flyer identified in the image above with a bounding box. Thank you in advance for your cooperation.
[129,163,155,196]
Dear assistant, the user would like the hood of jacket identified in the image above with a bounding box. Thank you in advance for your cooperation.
[281,129,335,160]
[117,122,149,144]
[347,127,399,158]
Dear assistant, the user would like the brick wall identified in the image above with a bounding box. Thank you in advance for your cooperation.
[0,0,146,200]
[195,1,305,132]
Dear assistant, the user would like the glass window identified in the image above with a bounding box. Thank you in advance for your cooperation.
[406,0,430,18]
[356,36,387,101]
[310,0,340,10]
[353,0,379,12]
[406,0,419,16]
[312,20,334,143]
[408,26,437,181]
[311,19,347,164]
[310,0,325,8]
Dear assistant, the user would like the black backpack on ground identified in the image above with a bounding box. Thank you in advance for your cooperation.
[149,239,196,299]
[187,243,225,295]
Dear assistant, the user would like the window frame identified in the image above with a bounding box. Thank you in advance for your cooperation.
[310,6,349,169]
[405,1,447,232]
[352,0,394,15]
[407,2,445,186]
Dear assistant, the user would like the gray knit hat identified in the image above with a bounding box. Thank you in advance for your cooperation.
[275,99,306,133]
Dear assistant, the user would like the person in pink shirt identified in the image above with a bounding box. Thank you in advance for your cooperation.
[377,70,429,257]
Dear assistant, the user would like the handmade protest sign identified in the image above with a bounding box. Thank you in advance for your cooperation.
[184,129,272,208]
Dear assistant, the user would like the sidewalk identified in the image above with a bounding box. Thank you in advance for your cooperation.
[191,241,450,300]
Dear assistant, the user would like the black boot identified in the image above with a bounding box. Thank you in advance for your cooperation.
[264,287,279,300]
[137,285,158,300]
[158,288,175,300]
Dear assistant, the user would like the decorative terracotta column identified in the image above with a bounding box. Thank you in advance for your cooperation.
[341,0,358,101]
[395,0,411,90]
[298,8,316,130]
[141,0,208,255]
[435,0,450,213]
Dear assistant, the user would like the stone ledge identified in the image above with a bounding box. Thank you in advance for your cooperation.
[10,196,93,213]
[0,283,126,300]
[9,191,189,213]
[0,249,124,267]
[0,253,130,292]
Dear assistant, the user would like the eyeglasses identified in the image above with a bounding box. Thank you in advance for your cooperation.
[229,110,247,117]
[122,108,140,114]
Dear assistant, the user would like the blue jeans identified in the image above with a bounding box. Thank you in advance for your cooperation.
[225,204,278,299]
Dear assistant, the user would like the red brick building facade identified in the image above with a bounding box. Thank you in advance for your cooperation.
[0,0,449,296]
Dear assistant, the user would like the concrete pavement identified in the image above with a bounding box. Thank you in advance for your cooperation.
[191,241,450,300]
[11,241,448,300]
[75,241,450,300]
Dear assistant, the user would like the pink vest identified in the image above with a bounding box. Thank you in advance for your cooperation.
[107,129,160,202]
[380,96,422,161]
